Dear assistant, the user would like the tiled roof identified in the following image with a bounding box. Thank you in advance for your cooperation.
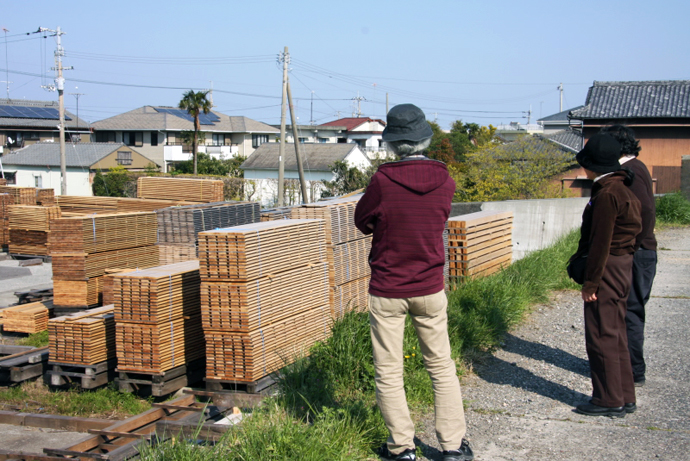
[91,106,280,133]
[0,98,90,129]
[482,135,578,161]
[320,117,385,131]
[540,128,584,153]
[1,142,155,168]
[241,143,364,171]
[570,80,690,119]
[538,106,584,123]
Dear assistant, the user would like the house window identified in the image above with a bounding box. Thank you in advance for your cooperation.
[3,172,16,185]
[318,138,328,143]
[212,133,225,146]
[116,151,133,166]
[95,131,116,143]
[252,134,268,148]
[26,132,40,140]
[125,132,143,147]
[298,137,308,143]
[151,132,158,146]
[34,175,43,188]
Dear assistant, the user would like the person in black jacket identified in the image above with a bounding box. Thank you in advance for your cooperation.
[599,125,657,387]
[571,134,642,417]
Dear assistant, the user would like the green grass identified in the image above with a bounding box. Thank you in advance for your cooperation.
[15,330,49,347]
[656,192,690,225]
[141,230,581,460]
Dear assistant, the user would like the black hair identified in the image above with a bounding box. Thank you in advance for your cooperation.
[599,124,641,157]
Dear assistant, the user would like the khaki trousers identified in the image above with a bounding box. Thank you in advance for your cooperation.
[370,290,466,454]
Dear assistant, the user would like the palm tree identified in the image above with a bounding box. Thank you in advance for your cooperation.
[179,90,212,175]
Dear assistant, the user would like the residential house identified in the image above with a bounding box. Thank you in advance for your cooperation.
[570,80,690,193]
[0,98,90,154]
[241,143,371,206]
[495,122,543,142]
[537,106,584,134]
[0,142,158,196]
[90,106,279,172]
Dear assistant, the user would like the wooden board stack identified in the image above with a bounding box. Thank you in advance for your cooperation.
[199,219,332,383]
[156,201,260,265]
[8,205,61,255]
[49,212,160,309]
[48,305,116,365]
[0,186,36,205]
[291,197,371,320]
[56,196,198,215]
[0,178,5,186]
[137,177,224,203]
[0,194,13,247]
[36,188,55,206]
[447,211,513,283]
[112,261,203,374]
[260,206,297,221]
[1,300,53,333]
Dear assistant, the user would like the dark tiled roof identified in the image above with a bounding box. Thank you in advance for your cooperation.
[320,117,385,131]
[1,142,155,167]
[0,98,90,129]
[481,136,577,162]
[538,106,584,123]
[241,143,366,171]
[540,128,584,153]
[570,80,690,119]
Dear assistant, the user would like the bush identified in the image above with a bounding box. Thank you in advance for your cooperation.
[656,193,690,225]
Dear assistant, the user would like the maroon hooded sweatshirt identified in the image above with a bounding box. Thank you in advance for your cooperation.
[354,158,455,298]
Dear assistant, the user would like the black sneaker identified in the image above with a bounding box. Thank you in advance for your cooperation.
[442,439,474,461]
[379,444,417,460]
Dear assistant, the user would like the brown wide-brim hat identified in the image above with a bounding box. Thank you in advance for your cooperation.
[576,133,622,174]
[382,103,433,143]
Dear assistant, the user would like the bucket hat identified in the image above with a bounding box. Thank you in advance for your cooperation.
[382,104,433,143]
[576,133,622,174]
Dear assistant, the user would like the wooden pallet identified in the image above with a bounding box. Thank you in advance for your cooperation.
[51,245,159,280]
[200,262,330,332]
[137,177,224,203]
[48,305,116,365]
[205,374,275,394]
[116,357,205,397]
[0,186,36,205]
[116,315,204,373]
[48,212,158,254]
[8,205,61,231]
[331,276,370,320]
[290,198,365,245]
[46,358,116,389]
[0,345,49,385]
[1,300,53,333]
[156,201,260,245]
[112,260,201,324]
[205,304,332,382]
[198,219,327,282]
[158,243,197,265]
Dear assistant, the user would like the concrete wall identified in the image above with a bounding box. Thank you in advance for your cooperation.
[451,197,589,260]
[682,155,690,201]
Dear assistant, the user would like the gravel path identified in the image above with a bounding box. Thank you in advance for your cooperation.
[416,227,690,461]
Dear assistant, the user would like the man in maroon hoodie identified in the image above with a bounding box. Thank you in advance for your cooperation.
[355,104,473,461]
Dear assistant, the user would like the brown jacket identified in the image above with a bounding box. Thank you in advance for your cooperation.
[574,170,642,295]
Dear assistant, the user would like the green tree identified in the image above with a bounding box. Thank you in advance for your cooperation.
[178,90,212,175]
[173,153,246,177]
[92,166,132,197]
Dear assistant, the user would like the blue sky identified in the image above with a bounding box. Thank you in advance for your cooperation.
[2,0,688,129]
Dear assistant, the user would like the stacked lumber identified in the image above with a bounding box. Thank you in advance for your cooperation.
[199,219,331,383]
[0,178,5,186]
[0,194,10,246]
[56,196,198,215]
[1,300,53,333]
[156,201,260,264]
[9,206,61,232]
[113,261,203,373]
[48,305,116,365]
[137,177,224,203]
[291,197,371,319]
[447,211,513,282]
[8,230,50,255]
[49,212,160,308]
[102,269,137,306]
[260,206,297,221]
[36,188,55,206]
[0,186,36,205]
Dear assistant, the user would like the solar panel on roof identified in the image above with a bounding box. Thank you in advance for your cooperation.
[154,107,218,125]
[0,105,71,120]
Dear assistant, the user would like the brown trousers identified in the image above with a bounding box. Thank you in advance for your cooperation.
[584,253,636,407]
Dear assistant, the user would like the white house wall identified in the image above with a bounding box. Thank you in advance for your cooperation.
[8,165,92,196]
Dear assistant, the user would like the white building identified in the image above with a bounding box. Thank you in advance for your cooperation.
[241,143,371,206]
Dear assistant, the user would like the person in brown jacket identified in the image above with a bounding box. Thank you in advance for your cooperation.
[571,133,642,417]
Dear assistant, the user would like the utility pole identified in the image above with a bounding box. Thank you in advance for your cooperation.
[2,27,9,99]
[386,93,389,115]
[527,105,532,125]
[310,91,315,125]
[69,89,85,140]
[286,80,309,204]
[278,47,289,206]
[38,26,72,195]
[352,93,364,117]
[558,83,563,112]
